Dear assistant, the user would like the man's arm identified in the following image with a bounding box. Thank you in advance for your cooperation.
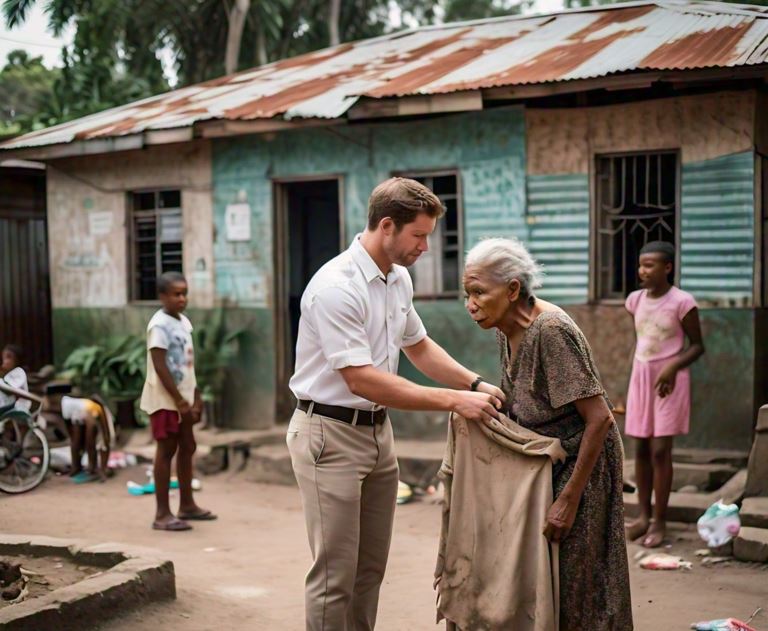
[403,337,506,402]
[339,364,502,422]
[149,348,193,422]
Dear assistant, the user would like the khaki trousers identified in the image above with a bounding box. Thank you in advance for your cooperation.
[287,408,399,631]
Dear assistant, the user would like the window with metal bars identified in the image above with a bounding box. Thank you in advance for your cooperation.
[595,152,678,300]
[130,190,183,300]
[400,172,463,298]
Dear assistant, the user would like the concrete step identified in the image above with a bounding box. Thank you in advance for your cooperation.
[745,405,768,497]
[741,497,768,529]
[623,469,748,524]
[733,526,768,563]
[244,439,448,487]
[671,448,749,468]
[624,460,737,492]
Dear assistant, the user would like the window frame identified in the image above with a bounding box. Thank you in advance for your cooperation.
[590,149,681,304]
[127,188,184,303]
[390,168,464,300]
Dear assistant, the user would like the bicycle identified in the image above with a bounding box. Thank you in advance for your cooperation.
[0,381,50,494]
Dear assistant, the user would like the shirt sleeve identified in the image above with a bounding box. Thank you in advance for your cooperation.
[4,367,27,391]
[677,291,698,321]
[147,325,170,350]
[402,304,427,348]
[311,286,374,370]
[536,318,604,410]
[625,290,640,315]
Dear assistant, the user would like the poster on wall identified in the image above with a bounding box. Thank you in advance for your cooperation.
[225,203,251,241]
[88,210,113,236]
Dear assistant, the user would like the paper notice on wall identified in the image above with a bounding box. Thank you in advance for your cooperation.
[225,203,251,241]
[89,211,113,236]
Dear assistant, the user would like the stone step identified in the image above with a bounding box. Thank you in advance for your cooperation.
[745,405,768,498]
[624,460,737,492]
[244,439,448,487]
[671,448,749,468]
[733,526,768,563]
[741,497,768,529]
[623,469,748,524]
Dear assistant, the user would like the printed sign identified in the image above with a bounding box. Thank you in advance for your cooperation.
[225,203,251,242]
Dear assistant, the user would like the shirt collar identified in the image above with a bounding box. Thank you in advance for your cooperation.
[349,234,399,284]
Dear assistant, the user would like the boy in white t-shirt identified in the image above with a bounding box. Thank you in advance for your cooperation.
[139,272,216,531]
[0,345,31,413]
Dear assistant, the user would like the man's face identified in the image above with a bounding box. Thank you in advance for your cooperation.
[159,281,189,314]
[382,213,436,267]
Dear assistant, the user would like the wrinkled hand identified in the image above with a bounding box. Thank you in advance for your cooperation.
[177,399,195,424]
[543,494,579,543]
[475,381,507,405]
[654,364,678,398]
[453,390,503,422]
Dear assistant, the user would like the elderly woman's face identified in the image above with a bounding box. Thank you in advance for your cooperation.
[463,265,514,329]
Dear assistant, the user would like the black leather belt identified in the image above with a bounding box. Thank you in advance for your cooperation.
[297,399,386,426]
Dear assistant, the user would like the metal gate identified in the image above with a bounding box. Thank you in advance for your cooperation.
[0,166,52,370]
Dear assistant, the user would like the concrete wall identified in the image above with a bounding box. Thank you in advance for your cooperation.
[47,141,215,310]
[525,90,760,449]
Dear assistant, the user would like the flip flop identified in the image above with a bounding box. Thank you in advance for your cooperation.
[152,518,192,531]
[72,471,100,484]
[177,509,218,521]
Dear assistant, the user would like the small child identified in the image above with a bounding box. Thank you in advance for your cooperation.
[62,394,116,482]
[139,271,215,531]
[624,241,705,548]
[0,345,31,413]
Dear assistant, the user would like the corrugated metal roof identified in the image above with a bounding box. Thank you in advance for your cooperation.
[4,0,768,151]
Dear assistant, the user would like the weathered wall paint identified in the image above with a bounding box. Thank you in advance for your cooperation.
[680,152,755,306]
[526,91,756,176]
[46,142,215,309]
[212,107,527,307]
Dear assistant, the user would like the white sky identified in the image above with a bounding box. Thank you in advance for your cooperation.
[1,0,566,70]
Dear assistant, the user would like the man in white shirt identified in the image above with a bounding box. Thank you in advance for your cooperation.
[288,177,505,630]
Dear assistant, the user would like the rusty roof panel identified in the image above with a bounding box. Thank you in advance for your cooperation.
[4,0,768,151]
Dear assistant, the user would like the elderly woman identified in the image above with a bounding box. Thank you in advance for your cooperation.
[463,237,633,631]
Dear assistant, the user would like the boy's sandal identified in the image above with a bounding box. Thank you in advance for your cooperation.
[177,509,218,521]
[72,471,100,484]
[152,518,192,531]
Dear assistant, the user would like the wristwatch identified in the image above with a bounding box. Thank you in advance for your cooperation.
[470,376,485,391]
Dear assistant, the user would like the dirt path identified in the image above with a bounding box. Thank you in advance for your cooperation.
[1,467,766,630]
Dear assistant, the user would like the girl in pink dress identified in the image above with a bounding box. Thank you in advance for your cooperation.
[624,241,705,548]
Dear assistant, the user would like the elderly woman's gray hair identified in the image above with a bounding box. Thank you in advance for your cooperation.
[464,237,544,296]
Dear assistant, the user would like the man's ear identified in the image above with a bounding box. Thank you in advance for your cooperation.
[507,279,521,303]
[380,217,395,235]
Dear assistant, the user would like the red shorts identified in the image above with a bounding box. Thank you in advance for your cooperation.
[150,409,180,440]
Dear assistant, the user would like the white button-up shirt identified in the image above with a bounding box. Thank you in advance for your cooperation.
[289,235,428,410]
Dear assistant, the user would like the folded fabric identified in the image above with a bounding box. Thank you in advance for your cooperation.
[435,412,566,631]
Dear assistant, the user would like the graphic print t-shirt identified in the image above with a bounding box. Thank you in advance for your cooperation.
[139,310,196,415]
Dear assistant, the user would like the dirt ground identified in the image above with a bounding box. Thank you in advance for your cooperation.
[0,554,100,608]
[1,466,766,631]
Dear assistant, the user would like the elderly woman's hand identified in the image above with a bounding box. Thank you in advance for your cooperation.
[543,493,579,542]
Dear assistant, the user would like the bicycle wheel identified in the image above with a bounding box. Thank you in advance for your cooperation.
[0,418,50,494]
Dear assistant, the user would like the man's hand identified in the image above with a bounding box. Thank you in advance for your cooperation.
[654,364,678,398]
[452,390,503,422]
[543,493,579,542]
[475,381,506,404]
[177,399,195,424]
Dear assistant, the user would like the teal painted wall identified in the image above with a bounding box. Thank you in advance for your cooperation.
[680,151,755,306]
[212,107,527,307]
[526,174,590,304]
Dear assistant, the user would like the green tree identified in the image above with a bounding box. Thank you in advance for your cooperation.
[0,49,61,134]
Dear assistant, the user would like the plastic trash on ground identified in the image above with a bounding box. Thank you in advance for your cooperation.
[697,501,741,548]
[639,552,692,570]
[396,481,413,505]
[690,619,757,630]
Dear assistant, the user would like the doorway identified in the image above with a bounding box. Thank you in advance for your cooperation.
[0,165,52,371]
[274,178,343,421]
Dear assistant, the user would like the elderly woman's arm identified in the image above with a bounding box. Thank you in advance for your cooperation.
[543,394,614,542]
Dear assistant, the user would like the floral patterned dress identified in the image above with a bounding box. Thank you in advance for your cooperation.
[497,311,633,631]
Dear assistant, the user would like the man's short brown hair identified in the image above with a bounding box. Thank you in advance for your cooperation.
[367,177,444,231]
